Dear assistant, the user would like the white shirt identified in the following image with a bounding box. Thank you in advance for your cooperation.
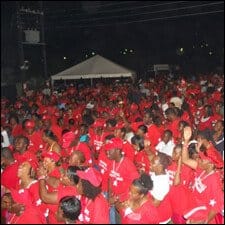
[155,140,175,157]
[150,172,170,201]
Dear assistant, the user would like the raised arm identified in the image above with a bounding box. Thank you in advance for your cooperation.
[181,126,198,170]
[37,165,58,204]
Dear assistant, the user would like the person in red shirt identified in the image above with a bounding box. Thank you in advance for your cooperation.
[113,123,135,162]
[182,126,224,224]
[198,104,215,132]
[37,151,65,224]
[1,147,20,191]
[131,134,151,174]
[143,111,161,148]
[13,135,37,164]
[89,118,105,161]
[38,165,84,210]
[196,131,224,169]
[211,101,223,123]
[105,137,139,202]
[116,173,160,224]
[165,107,181,143]
[42,114,63,144]
[8,114,23,138]
[76,167,110,224]
[16,160,47,222]
[42,129,61,155]
[167,144,196,223]
[23,119,44,154]
[1,190,45,224]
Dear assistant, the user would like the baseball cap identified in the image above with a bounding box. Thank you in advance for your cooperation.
[104,137,123,152]
[76,167,102,187]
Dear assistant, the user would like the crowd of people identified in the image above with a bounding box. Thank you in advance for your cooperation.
[1,73,224,224]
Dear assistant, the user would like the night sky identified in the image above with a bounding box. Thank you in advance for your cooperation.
[1,1,224,81]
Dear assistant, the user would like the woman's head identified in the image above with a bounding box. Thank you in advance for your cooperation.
[131,134,144,152]
[76,167,102,200]
[60,166,87,186]
[151,152,172,174]
[172,144,182,161]
[136,125,148,137]
[56,196,81,223]
[130,173,153,201]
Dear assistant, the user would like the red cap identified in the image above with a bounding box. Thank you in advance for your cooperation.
[199,151,223,169]
[76,167,102,187]
[130,103,138,111]
[104,137,123,151]
[62,131,75,148]
[24,120,35,128]
[42,151,60,162]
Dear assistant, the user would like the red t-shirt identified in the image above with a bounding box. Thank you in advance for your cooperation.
[97,147,112,192]
[1,161,20,190]
[120,196,160,224]
[108,157,139,201]
[72,142,92,166]
[134,150,150,173]
[122,141,135,162]
[13,151,37,165]
[25,180,49,221]
[79,194,110,224]
[7,206,45,224]
[11,124,23,137]
[198,116,214,131]
[167,161,195,188]
[57,185,80,203]
[185,169,224,223]
[146,124,161,147]
[24,130,44,154]
[166,118,181,141]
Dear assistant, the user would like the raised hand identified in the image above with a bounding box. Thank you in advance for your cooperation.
[183,126,192,143]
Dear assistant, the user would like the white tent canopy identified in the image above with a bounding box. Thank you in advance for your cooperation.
[51,55,136,83]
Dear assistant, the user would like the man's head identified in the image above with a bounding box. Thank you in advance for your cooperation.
[14,135,29,153]
[1,147,14,168]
